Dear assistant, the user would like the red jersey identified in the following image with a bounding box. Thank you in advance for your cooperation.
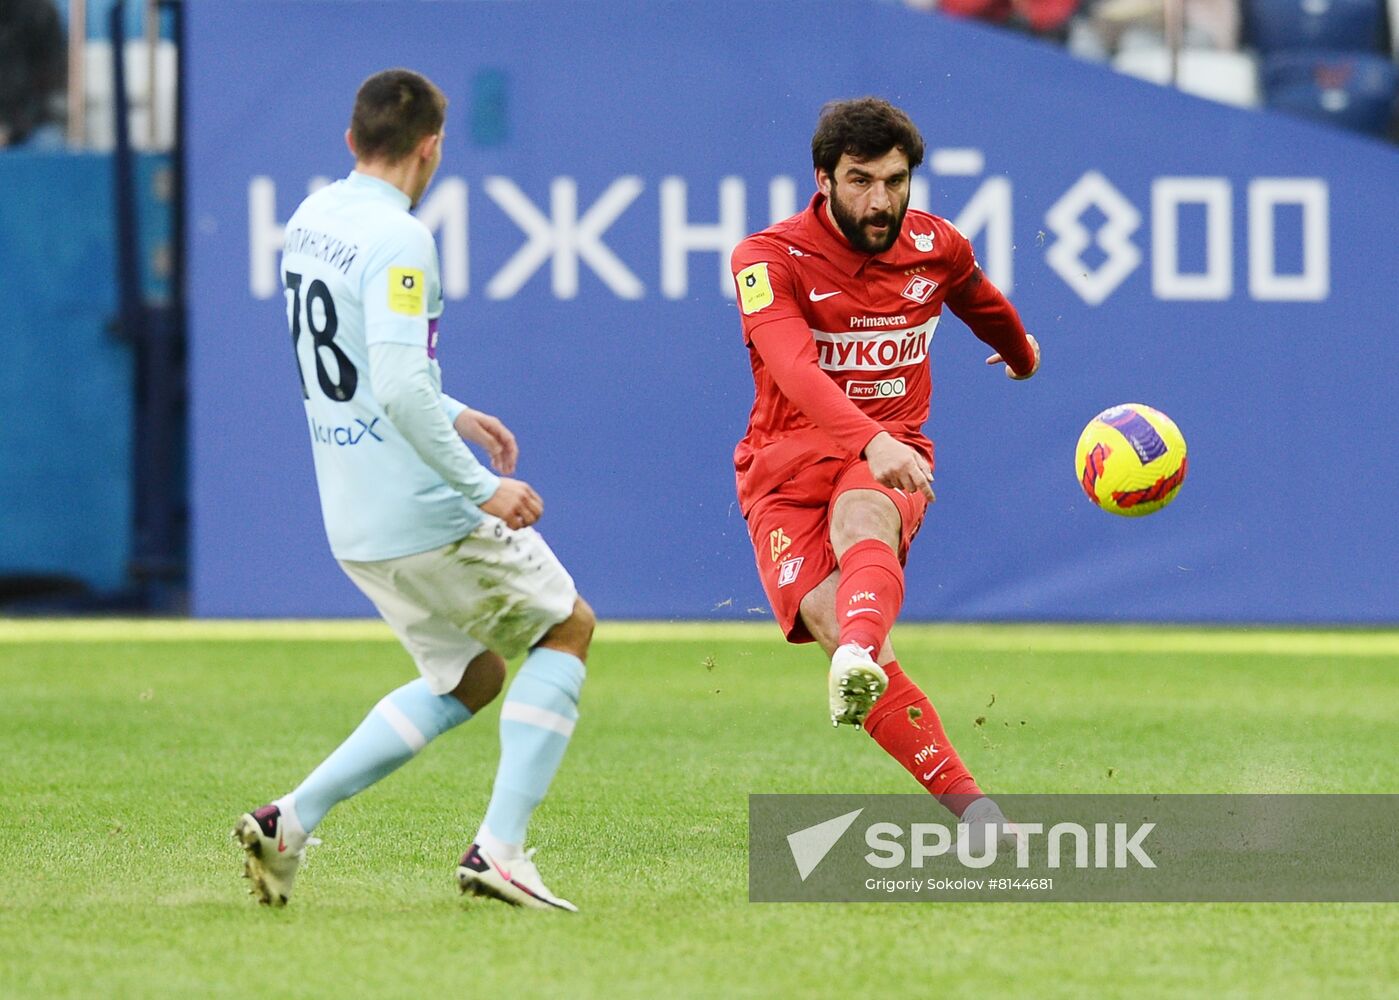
[730,193,1035,515]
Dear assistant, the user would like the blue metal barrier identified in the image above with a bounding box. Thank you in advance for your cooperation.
[0,152,170,595]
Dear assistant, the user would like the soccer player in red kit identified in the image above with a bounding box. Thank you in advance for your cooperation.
[730,98,1040,826]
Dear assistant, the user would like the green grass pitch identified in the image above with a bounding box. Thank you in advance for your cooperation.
[2,620,1397,998]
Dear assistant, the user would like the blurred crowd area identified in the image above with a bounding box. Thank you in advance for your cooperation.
[894,0,1399,139]
[1,0,175,152]
[2,0,1397,151]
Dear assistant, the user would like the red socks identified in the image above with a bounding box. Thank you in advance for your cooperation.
[836,539,904,654]
[862,660,983,817]
[836,540,981,817]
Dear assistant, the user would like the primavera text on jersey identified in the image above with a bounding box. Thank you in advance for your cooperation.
[729,192,1034,513]
[729,194,973,511]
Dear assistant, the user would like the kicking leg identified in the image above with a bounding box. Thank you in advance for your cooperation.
[815,489,904,726]
[829,489,906,659]
[799,497,990,820]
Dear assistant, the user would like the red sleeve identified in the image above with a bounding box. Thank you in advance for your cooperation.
[731,238,806,343]
[941,229,1036,376]
[749,319,886,458]
[730,238,884,457]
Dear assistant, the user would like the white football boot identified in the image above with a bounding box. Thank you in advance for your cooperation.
[457,843,578,912]
[828,642,888,727]
[958,796,1025,855]
[232,804,315,907]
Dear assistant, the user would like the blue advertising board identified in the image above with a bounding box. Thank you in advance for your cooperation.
[0,153,173,595]
[186,0,1399,622]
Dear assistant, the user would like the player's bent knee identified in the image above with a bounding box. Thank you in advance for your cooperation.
[830,495,901,556]
[800,611,839,654]
[798,602,840,656]
[561,596,596,645]
[572,596,597,636]
[477,657,507,702]
[798,572,842,655]
[537,596,595,660]
[452,649,507,713]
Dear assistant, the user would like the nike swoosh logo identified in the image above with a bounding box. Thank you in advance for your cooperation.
[277,832,288,853]
[922,758,951,783]
[846,608,879,618]
[809,289,842,302]
[489,858,513,882]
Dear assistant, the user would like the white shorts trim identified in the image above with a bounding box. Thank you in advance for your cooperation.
[339,515,578,694]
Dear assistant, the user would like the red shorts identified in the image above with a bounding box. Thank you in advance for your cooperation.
[744,456,927,644]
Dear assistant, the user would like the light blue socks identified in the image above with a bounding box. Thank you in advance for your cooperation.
[476,647,586,857]
[273,651,584,858]
[277,678,471,836]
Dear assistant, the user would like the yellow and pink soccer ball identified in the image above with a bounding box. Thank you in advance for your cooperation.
[1075,404,1187,517]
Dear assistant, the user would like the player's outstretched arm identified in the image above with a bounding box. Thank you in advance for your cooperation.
[442,399,519,474]
[456,408,519,475]
[945,265,1039,379]
[863,432,936,501]
[986,333,1040,380]
[479,478,542,529]
[368,341,509,512]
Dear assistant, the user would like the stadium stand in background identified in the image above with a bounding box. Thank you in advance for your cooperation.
[895,0,1399,138]
[1249,0,1398,135]
[8,1,1395,153]
[0,0,66,149]
[0,0,175,152]
[71,0,177,151]
[906,0,1083,42]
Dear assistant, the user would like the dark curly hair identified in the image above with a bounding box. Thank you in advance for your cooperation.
[811,97,925,176]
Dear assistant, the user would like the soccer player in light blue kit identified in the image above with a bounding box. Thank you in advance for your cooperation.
[233,69,593,912]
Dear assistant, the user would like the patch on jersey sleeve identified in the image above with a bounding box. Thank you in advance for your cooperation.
[388,267,426,316]
[736,262,775,315]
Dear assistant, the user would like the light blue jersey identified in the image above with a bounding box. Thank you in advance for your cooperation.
[281,172,496,561]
